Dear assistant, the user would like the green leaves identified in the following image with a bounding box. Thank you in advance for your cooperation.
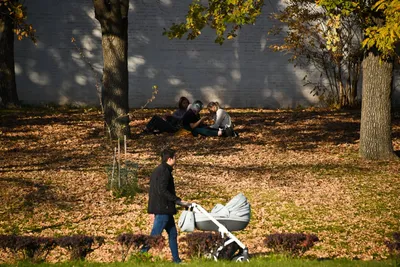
[163,0,264,45]
[316,0,359,14]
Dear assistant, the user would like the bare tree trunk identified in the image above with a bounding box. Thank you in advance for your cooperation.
[349,61,360,107]
[359,52,397,160]
[0,2,19,106]
[336,62,345,108]
[93,0,130,139]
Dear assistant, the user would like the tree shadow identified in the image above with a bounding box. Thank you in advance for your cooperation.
[0,108,103,128]
[0,149,106,173]
[178,161,370,178]
[131,109,364,154]
[0,177,75,213]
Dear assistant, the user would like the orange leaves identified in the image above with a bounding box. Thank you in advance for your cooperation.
[1,0,36,43]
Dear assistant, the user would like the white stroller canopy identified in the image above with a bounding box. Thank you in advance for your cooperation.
[194,193,251,232]
[210,193,251,219]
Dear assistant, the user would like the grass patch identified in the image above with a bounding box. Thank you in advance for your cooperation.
[0,257,396,267]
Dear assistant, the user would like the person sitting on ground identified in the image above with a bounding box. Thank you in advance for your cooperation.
[207,101,238,137]
[143,97,190,134]
[182,100,223,137]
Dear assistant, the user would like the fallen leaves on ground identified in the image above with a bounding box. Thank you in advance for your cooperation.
[0,107,399,262]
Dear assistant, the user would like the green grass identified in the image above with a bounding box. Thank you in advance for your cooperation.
[1,257,397,267]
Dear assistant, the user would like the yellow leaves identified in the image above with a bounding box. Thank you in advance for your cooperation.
[362,0,400,57]
[2,1,36,43]
[138,85,159,110]
[323,14,343,54]
[14,8,23,19]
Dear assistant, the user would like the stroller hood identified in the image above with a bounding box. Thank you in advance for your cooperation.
[211,193,251,219]
[194,193,251,232]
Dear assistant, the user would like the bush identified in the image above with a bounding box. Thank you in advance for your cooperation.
[116,233,165,262]
[180,232,224,259]
[127,251,163,263]
[264,233,319,257]
[385,232,400,257]
[0,235,56,263]
[107,161,141,198]
[55,235,105,261]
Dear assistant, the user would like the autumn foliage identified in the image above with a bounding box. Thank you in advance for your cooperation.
[0,234,105,262]
[179,232,224,259]
[0,235,56,263]
[264,233,319,256]
[269,0,362,108]
[55,235,105,261]
[0,107,399,262]
[0,0,36,42]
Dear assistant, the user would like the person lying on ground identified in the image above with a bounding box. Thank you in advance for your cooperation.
[143,96,190,134]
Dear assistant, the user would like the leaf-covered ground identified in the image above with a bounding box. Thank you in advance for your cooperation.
[0,107,399,263]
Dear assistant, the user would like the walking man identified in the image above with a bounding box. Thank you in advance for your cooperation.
[144,147,189,263]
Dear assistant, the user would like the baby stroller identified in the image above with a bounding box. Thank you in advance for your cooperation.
[178,193,251,261]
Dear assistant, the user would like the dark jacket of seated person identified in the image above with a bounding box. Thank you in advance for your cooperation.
[182,101,220,137]
[145,97,190,134]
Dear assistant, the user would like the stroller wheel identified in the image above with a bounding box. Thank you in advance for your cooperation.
[207,254,218,261]
[232,255,249,262]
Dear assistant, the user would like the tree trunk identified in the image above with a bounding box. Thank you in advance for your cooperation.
[0,2,19,106]
[93,0,130,139]
[359,52,397,160]
[351,61,361,106]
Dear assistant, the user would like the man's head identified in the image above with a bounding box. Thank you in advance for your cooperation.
[161,147,176,166]
[191,100,203,114]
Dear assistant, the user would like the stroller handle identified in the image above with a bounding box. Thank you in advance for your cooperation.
[176,200,192,208]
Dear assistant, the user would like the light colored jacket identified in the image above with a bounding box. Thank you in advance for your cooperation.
[210,108,232,129]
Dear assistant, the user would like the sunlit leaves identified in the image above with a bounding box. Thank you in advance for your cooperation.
[324,14,341,52]
[316,0,359,14]
[318,0,400,59]
[0,0,36,43]
[268,0,330,62]
[163,0,264,44]
[362,0,400,58]
[268,0,363,107]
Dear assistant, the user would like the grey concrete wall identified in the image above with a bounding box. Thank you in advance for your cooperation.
[13,0,399,108]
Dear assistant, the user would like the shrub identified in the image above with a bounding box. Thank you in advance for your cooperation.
[385,232,400,256]
[107,161,141,198]
[127,251,163,263]
[55,235,105,261]
[0,235,56,263]
[116,233,165,262]
[264,233,319,257]
[180,232,224,259]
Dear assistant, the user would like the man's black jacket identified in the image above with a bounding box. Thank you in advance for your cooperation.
[148,162,180,215]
